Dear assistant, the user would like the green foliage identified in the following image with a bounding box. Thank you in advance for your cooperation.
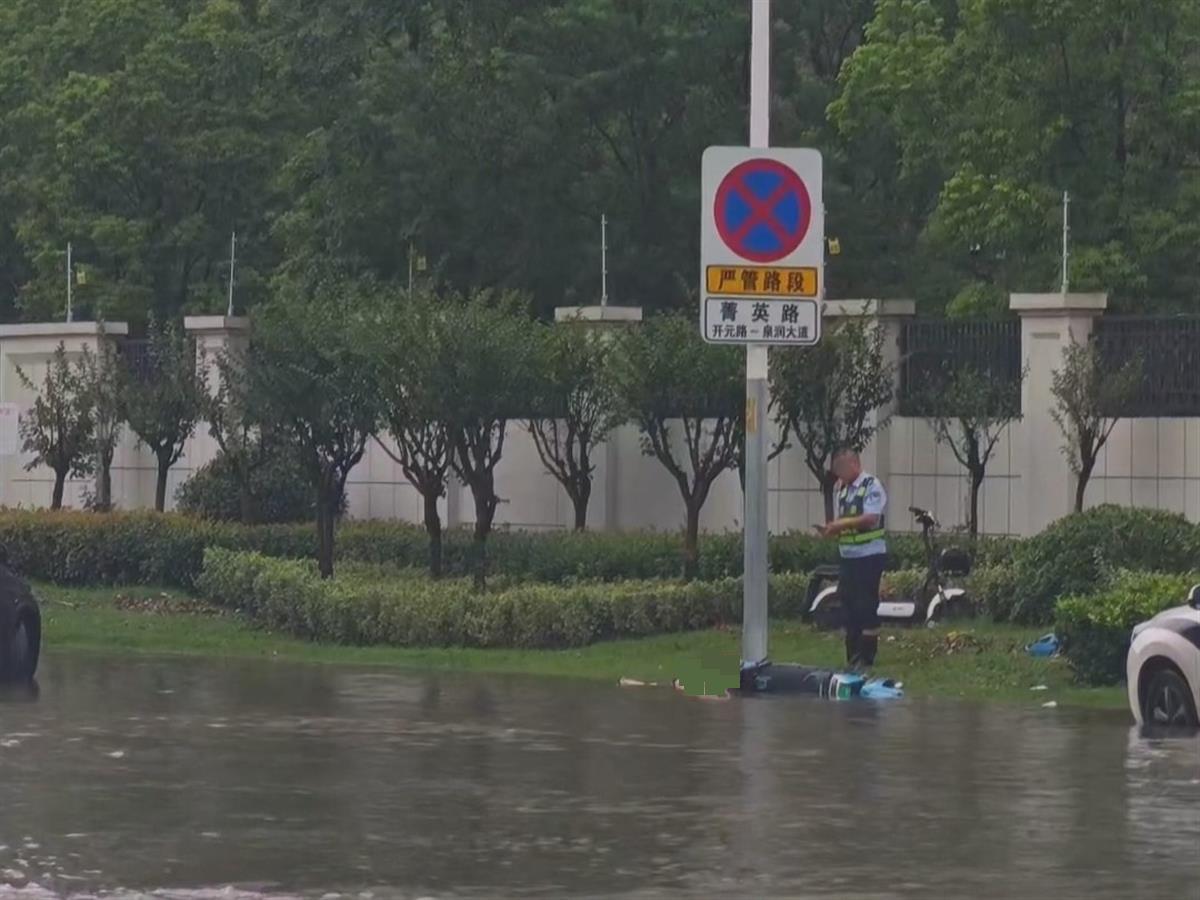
[15,343,95,509]
[123,317,205,511]
[968,564,1022,622]
[770,316,894,518]
[613,313,742,579]
[1009,506,1200,625]
[919,365,1023,536]
[0,509,985,591]
[0,0,280,322]
[77,334,125,511]
[197,550,818,649]
[833,0,1200,310]
[1056,571,1197,685]
[527,321,623,530]
[1051,339,1143,512]
[246,284,382,576]
[362,289,455,575]
[175,448,342,525]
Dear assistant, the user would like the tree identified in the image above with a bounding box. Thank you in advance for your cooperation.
[438,293,536,588]
[527,323,623,531]
[921,367,1023,538]
[125,318,205,512]
[770,318,894,520]
[1051,338,1143,513]
[0,0,283,322]
[614,314,741,580]
[244,286,381,578]
[832,0,1200,311]
[78,335,125,511]
[368,291,456,578]
[200,349,276,525]
[16,343,94,510]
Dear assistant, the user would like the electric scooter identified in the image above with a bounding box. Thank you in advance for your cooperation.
[803,506,974,630]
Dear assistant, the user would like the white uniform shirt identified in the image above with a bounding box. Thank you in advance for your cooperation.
[838,472,888,559]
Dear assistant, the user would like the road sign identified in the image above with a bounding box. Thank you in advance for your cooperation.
[701,147,823,346]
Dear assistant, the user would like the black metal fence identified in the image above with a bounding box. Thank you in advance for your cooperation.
[1094,316,1200,417]
[116,338,154,382]
[898,319,1023,416]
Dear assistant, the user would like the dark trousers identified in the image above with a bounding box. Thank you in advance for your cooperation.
[839,553,886,667]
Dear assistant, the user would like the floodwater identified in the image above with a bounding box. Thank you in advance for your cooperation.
[0,655,1197,900]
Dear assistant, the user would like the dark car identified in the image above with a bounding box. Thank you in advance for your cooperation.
[0,563,41,683]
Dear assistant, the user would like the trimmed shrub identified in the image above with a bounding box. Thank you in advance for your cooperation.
[176,450,329,524]
[1056,570,1197,685]
[197,549,814,649]
[0,507,1010,591]
[1008,506,1200,625]
[969,564,1022,621]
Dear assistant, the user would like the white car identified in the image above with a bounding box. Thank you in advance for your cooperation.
[1126,585,1200,728]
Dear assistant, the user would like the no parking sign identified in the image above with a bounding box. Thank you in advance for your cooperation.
[700,147,823,346]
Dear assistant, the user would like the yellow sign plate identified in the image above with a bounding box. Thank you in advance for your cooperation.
[706,266,818,298]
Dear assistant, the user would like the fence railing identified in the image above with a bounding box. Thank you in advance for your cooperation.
[1094,316,1200,417]
[898,319,1022,417]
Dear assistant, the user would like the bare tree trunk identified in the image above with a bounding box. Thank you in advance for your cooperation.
[968,467,984,538]
[1074,455,1096,514]
[97,452,113,512]
[571,481,590,531]
[470,480,496,591]
[423,490,444,578]
[316,487,336,579]
[51,470,67,510]
[238,482,256,524]
[822,472,838,522]
[683,500,701,582]
[154,451,171,512]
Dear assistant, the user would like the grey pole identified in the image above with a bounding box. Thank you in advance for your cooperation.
[227,231,237,318]
[1060,191,1071,295]
[601,214,609,307]
[741,0,771,670]
[66,242,73,323]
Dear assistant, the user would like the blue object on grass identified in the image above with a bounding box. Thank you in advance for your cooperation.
[1026,633,1060,658]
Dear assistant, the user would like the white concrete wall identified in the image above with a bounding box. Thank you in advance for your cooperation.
[3,302,1199,537]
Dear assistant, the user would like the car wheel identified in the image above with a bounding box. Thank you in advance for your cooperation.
[6,615,37,683]
[1143,668,1199,728]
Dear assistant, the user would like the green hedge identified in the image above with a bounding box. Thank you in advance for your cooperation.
[0,508,1008,589]
[1055,570,1198,685]
[1007,506,1200,625]
[197,549,818,648]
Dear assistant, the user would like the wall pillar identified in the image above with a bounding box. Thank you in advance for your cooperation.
[183,316,251,475]
[553,305,643,530]
[1010,293,1108,534]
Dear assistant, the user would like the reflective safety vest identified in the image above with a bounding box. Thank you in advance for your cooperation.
[837,476,886,546]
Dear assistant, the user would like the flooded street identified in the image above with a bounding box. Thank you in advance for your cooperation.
[0,654,1196,899]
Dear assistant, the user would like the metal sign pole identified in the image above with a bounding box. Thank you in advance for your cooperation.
[741,0,771,670]
[66,242,73,323]
[228,231,237,318]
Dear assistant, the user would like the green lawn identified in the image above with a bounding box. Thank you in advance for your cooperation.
[36,582,1125,710]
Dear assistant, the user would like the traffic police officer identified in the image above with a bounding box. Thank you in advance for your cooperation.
[817,448,887,669]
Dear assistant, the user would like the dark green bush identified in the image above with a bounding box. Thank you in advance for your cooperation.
[176,450,326,524]
[969,564,1022,621]
[1056,570,1197,685]
[0,507,1010,590]
[1008,506,1200,625]
[197,549,812,649]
